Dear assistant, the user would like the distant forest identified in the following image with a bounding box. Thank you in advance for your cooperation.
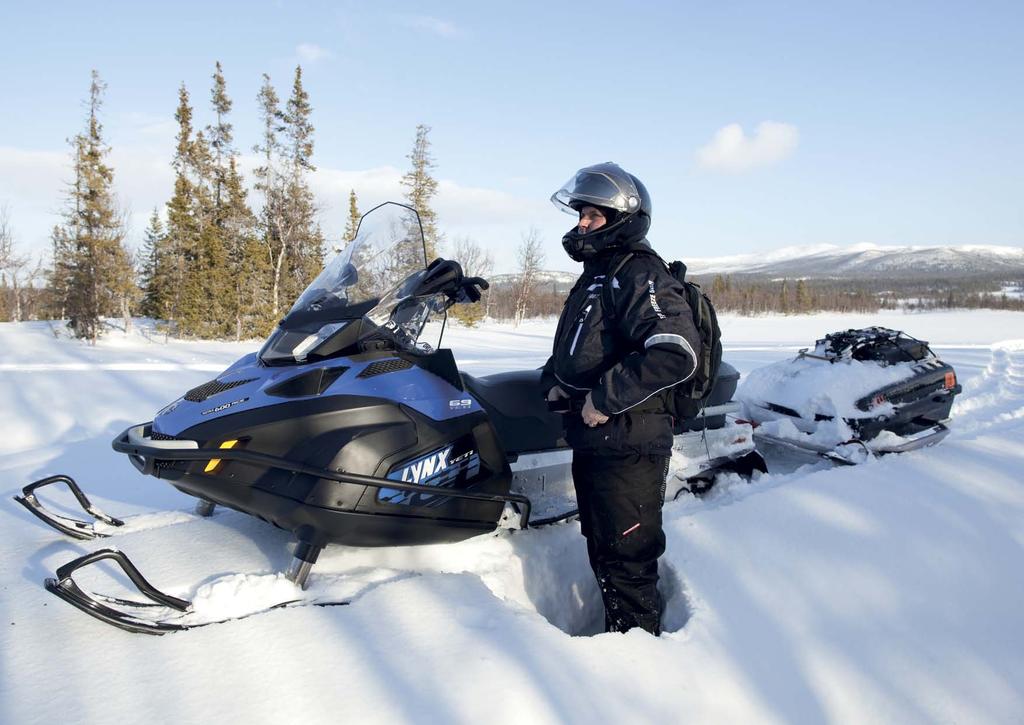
[0,68,1020,337]
[689,272,1024,315]
[481,271,1024,321]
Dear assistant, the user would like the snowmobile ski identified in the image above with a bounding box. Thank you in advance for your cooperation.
[753,420,951,466]
[752,430,870,466]
[14,475,125,540]
[44,548,349,635]
[14,475,215,541]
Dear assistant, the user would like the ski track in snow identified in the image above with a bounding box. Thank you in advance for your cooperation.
[950,341,1024,435]
[2,315,1024,724]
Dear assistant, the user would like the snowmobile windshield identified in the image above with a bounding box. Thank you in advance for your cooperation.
[284,202,428,326]
[261,202,447,364]
[551,163,642,216]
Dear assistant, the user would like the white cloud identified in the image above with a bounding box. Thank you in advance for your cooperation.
[696,121,799,172]
[394,14,460,38]
[296,43,334,64]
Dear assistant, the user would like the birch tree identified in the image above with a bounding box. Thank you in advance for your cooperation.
[513,227,544,327]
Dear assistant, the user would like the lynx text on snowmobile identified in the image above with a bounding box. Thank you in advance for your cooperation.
[738,327,961,465]
[16,202,762,634]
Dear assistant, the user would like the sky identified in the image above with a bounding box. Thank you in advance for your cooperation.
[1,0,1022,273]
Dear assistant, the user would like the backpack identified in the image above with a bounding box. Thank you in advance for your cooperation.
[603,250,723,420]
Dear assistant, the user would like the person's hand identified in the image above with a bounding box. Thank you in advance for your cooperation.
[582,393,609,427]
[547,385,570,402]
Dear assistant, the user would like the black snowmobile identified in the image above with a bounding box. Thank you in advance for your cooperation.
[739,327,962,464]
[16,202,763,634]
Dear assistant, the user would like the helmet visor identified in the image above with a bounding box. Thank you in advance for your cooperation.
[550,164,642,216]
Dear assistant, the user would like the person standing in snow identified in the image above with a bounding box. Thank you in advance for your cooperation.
[541,162,701,635]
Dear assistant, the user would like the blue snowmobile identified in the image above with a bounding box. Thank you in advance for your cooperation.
[16,202,762,633]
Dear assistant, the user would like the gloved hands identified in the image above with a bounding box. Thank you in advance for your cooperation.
[455,276,489,304]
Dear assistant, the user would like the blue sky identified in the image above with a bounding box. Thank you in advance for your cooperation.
[1,0,1021,272]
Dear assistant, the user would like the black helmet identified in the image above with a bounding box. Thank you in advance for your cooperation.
[551,162,652,262]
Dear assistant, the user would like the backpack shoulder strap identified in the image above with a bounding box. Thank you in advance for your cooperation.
[601,252,635,321]
[602,247,668,319]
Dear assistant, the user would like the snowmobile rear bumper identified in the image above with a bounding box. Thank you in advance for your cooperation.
[111,424,534,531]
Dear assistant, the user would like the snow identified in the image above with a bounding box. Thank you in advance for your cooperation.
[2,310,1024,724]
[738,354,915,420]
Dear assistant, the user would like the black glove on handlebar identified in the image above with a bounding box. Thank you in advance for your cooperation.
[455,276,489,304]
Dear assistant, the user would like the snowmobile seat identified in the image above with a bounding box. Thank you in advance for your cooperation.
[462,370,565,456]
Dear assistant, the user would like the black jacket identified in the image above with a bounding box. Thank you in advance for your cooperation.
[542,243,702,454]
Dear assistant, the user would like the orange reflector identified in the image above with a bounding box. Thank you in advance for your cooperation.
[944,372,956,390]
[204,439,239,473]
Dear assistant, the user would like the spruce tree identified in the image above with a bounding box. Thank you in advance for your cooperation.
[281,65,323,301]
[207,62,233,216]
[795,278,811,312]
[254,73,288,317]
[223,156,270,338]
[254,68,323,317]
[344,189,360,242]
[53,72,135,343]
[164,84,199,332]
[139,208,170,319]
[166,82,230,337]
[400,124,440,261]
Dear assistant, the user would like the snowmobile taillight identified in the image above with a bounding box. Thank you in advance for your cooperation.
[205,440,239,473]
[944,371,956,390]
[872,393,888,407]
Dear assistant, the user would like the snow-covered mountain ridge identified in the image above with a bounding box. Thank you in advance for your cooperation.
[682,243,1024,278]
[493,244,1023,280]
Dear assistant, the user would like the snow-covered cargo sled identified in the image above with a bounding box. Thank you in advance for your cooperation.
[738,327,961,464]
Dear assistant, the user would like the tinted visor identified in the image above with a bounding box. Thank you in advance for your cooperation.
[550,163,641,216]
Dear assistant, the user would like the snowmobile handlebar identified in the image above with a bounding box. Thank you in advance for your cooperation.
[111,425,533,529]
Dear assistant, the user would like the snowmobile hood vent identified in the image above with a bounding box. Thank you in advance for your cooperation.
[266,366,349,398]
[357,359,413,379]
[183,378,257,403]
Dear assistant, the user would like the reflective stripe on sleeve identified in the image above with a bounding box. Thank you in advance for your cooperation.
[645,333,698,363]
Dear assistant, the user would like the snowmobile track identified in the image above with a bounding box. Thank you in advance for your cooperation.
[952,342,1024,435]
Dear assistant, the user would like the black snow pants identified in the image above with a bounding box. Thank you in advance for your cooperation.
[572,451,668,636]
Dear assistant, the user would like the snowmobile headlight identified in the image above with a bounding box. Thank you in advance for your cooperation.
[291,322,349,361]
[205,440,239,473]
